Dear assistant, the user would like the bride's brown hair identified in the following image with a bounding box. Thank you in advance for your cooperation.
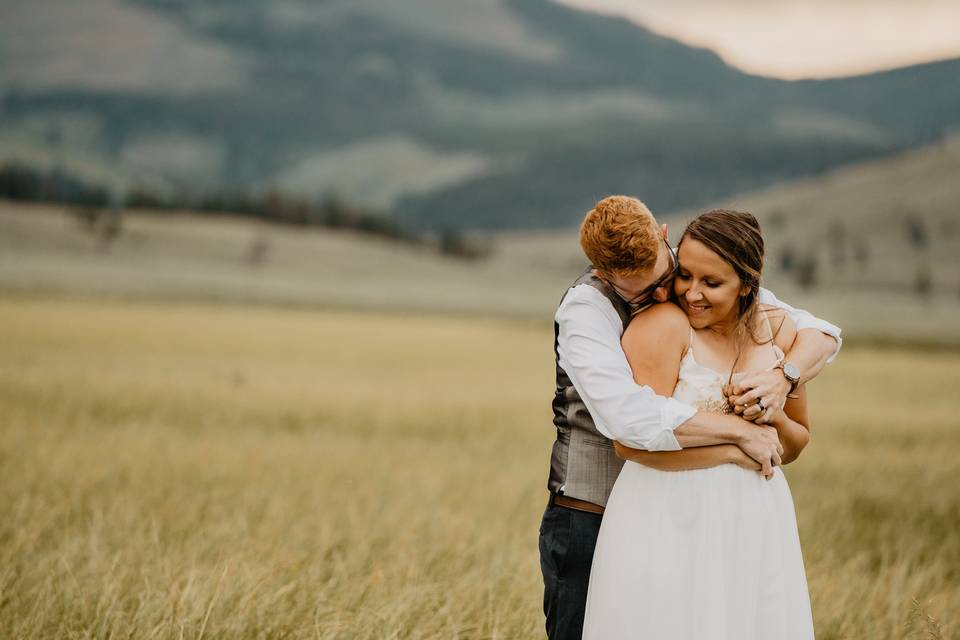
[678,209,777,378]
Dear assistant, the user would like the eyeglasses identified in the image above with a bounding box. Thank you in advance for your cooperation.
[604,237,679,314]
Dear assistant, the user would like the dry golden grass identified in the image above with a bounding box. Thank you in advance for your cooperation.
[1,296,958,639]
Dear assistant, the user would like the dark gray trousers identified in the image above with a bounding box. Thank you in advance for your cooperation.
[538,501,604,640]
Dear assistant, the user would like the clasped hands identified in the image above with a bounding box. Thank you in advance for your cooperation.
[723,369,791,425]
[723,370,791,480]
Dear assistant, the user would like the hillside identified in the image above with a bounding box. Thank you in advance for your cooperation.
[2,138,959,345]
[2,0,959,230]
[682,135,960,293]
[496,136,960,344]
[0,201,569,317]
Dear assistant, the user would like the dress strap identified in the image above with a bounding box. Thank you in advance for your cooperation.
[761,309,785,365]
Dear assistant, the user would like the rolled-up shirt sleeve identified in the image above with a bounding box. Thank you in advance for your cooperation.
[759,288,842,363]
[556,286,694,451]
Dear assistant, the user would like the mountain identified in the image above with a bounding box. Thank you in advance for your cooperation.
[2,0,959,230]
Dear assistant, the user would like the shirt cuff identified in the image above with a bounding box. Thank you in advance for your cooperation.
[793,316,842,341]
[648,398,696,451]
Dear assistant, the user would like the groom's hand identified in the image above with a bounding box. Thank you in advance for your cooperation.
[732,420,782,480]
[725,371,790,424]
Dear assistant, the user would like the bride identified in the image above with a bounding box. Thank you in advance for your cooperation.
[582,209,815,639]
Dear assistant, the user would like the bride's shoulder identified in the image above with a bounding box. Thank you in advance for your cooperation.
[623,302,689,346]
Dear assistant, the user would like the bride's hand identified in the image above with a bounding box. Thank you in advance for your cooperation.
[725,371,790,424]
[726,445,772,479]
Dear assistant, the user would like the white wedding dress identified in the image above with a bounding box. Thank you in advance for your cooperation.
[582,331,815,640]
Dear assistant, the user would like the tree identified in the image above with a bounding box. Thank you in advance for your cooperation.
[828,220,846,269]
[438,229,492,261]
[904,214,928,250]
[778,246,795,273]
[853,238,870,271]
[914,264,932,298]
[795,251,818,291]
[246,233,270,267]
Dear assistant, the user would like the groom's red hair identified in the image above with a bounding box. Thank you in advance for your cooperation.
[579,196,661,277]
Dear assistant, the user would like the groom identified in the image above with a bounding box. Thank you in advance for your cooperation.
[539,195,841,640]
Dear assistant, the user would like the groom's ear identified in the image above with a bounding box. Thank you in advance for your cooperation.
[660,224,669,241]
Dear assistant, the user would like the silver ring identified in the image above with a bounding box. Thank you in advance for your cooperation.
[757,398,765,412]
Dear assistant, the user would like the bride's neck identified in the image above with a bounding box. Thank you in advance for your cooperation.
[706,311,742,339]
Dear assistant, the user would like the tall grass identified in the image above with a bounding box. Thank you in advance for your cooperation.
[1,297,957,638]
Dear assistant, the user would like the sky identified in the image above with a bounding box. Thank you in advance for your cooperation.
[557,0,960,79]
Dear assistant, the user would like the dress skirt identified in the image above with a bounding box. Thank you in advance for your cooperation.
[582,461,815,640]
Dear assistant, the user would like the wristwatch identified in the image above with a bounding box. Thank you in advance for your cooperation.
[778,361,801,398]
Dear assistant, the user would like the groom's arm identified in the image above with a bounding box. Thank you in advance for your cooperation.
[556,285,689,451]
[557,287,781,463]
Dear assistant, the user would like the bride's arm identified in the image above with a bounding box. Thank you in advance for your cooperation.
[731,292,840,424]
[761,310,811,464]
[617,302,751,472]
[770,386,810,464]
[615,442,761,472]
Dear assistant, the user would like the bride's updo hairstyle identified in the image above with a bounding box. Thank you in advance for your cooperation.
[678,209,768,343]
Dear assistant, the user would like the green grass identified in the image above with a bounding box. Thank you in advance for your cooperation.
[1,296,957,638]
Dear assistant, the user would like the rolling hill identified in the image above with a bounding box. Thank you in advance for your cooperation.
[1,137,959,345]
[2,0,959,230]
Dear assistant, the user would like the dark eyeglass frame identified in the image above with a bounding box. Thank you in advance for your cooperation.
[604,236,679,314]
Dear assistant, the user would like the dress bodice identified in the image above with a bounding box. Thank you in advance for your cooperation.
[672,327,784,415]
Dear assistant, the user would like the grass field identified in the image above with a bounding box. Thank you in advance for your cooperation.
[1,295,958,639]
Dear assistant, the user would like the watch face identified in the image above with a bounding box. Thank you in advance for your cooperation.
[783,362,800,382]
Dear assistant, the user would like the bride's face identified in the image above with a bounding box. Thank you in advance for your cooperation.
[674,238,748,329]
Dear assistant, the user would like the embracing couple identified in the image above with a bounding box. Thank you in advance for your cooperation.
[539,196,842,639]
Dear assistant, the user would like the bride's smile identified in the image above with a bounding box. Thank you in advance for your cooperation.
[674,237,750,333]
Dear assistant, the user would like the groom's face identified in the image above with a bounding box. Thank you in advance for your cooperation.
[604,229,677,313]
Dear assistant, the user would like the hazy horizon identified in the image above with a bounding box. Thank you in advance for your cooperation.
[558,0,960,79]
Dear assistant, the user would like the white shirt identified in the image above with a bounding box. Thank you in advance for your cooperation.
[555,283,842,451]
